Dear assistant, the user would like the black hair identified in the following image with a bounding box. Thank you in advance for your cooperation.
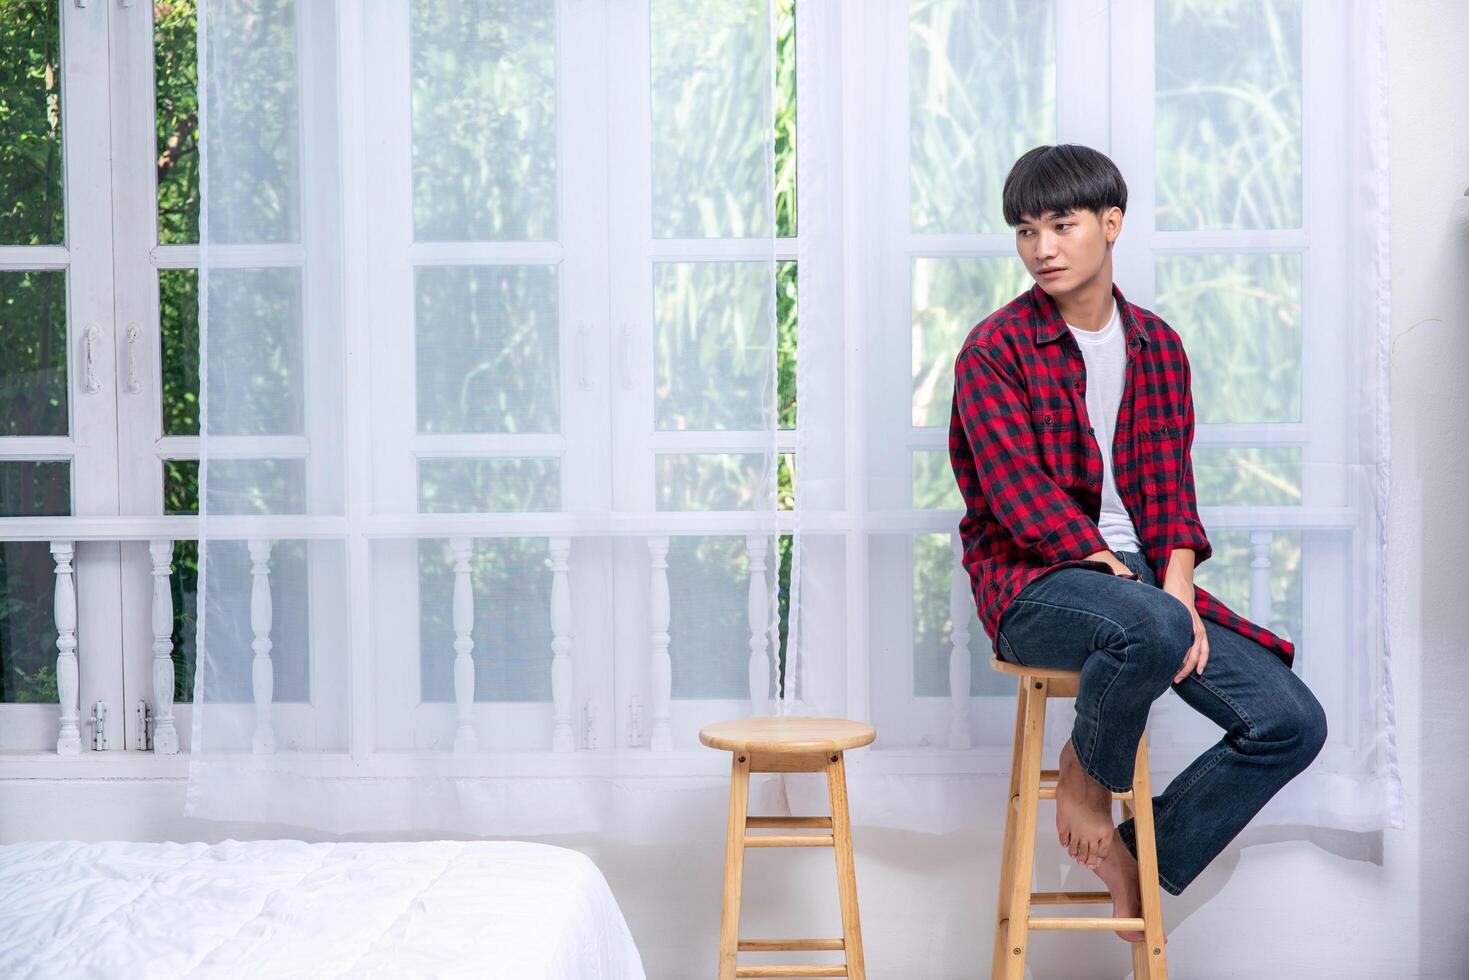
[1001,144,1128,228]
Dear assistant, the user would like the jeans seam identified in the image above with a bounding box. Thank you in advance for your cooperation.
[1152,742,1229,824]
[1179,671,1257,740]
[1080,619,1134,793]
[1117,817,1184,895]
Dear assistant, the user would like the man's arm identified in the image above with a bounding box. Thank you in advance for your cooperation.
[951,342,1111,564]
[1167,347,1213,566]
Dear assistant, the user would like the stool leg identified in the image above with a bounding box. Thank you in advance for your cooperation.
[718,751,751,980]
[826,750,866,980]
[1003,677,1048,980]
[1130,732,1169,980]
[991,680,1027,980]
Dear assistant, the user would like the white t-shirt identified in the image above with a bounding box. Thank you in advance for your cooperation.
[1066,299,1141,554]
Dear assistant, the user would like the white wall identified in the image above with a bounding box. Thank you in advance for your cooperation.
[3,5,1466,978]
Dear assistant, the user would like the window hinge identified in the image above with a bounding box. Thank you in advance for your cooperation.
[136,700,152,751]
[89,701,108,751]
[626,695,642,747]
[581,698,598,750]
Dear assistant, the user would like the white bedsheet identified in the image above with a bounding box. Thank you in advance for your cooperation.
[0,839,646,979]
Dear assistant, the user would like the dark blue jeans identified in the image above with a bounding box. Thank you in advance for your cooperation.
[995,549,1327,894]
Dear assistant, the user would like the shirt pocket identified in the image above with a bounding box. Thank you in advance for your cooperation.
[1135,413,1185,494]
[1029,405,1084,487]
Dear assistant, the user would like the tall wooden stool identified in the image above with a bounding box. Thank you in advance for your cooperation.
[988,660,1169,979]
[699,717,877,980]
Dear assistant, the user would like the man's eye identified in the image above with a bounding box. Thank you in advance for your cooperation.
[1056,223,1072,231]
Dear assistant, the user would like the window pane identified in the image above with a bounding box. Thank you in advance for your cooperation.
[1193,446,1301,507]
[656,453,768,512]
[0,460,69,516]
[200,539,310,702]
[419,538,552,702]
[0,542,58,703]
[418,457,561,513]
[1154,253,1301,424]
[411,0,557,242]
[910,0,1055,235]
[651,0,771,239]
[777,260,796,430]
[911,257,1030,427]
[0,0,63,245]
[0,269,67,437]
[415,265,560,435]
[163,458,199,515]
[156,0,200,245]
[204,0,300,244]
[654,262,774,431]
[202,458,307,515]
[912,450,961,510]
[170,539,199,703]
[205,267,304,436]
[913,533,1009,698]
[667,536,760,700]
[774,0,795,239]
[1155,0,1302,231]
[160,268,200,436]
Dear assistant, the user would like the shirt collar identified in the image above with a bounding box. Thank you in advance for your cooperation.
[1029,281,1149,351]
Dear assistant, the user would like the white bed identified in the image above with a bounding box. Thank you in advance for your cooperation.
[0,839,646,979]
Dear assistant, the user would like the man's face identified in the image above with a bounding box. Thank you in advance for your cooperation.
[1013,206,1122,297]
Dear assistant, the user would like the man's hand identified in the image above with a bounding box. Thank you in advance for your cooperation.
[1163,549,1209,682]
[1084,549,1137,579]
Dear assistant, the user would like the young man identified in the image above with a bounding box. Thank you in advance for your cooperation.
[948,144,1327,940]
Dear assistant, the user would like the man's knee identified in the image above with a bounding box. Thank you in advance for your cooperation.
[1109,593,1194,675]
[1269,688,1329,767]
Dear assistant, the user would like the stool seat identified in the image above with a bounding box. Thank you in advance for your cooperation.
[989,658,1083,680]
[699,716,877,754]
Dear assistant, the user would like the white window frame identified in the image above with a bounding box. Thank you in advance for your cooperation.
[357,0,618,754]
[0,0,126,753]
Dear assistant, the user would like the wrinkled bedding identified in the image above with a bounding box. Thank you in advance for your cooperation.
[0,839,646,979]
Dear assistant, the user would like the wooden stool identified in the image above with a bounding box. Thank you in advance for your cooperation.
[699,717,877,980]
[988,660,1169,979]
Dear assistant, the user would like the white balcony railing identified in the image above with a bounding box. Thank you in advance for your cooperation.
[3,504,1348,758]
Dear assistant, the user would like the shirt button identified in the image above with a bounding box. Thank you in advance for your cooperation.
[1087,426,1094,434]
[1043,414,1052,424]
[1072,381,1081,390]
[1087,478,1096,487]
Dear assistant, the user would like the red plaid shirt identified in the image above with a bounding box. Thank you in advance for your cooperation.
[948,281,1295,669]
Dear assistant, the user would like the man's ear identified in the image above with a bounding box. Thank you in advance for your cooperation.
[1104,205,1124,245]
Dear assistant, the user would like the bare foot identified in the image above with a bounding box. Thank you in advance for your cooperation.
[1055,738,1117,869]
[1090,828,1168,946]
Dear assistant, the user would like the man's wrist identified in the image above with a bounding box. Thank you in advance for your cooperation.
[1163,548,1198,596]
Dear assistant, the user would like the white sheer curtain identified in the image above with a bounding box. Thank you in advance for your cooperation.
[189,0,1401,841]
[188,0,785,838]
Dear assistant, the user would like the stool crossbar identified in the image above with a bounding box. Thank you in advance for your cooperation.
[700,717,876,980]
[989,659,1169,979]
